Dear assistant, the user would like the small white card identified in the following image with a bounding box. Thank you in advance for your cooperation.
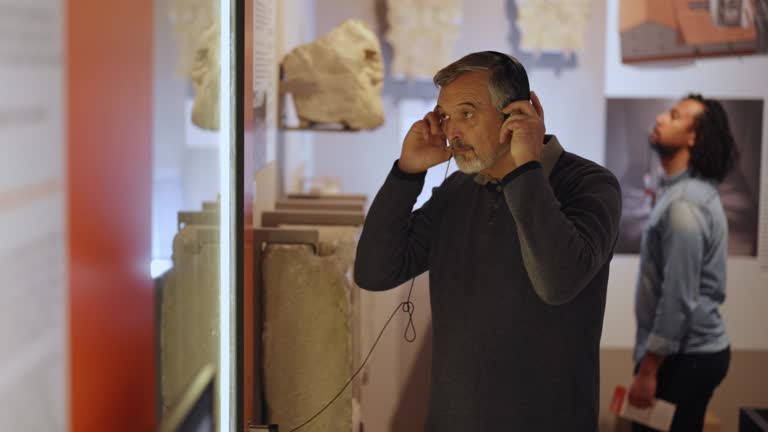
[610,385,676,431]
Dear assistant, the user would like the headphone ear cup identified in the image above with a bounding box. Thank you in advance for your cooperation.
[486,51,531,104]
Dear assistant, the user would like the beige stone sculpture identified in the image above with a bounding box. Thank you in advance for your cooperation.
[168,0,215,73]
[169,0,220,130]
[261,226,361,432]
[516,0,592,57]
[385,0,462,80]
[281,20,385,130]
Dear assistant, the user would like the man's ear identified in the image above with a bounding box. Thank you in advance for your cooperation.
[687,131,697,148]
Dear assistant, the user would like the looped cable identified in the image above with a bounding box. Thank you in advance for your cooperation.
[289,156,454,431]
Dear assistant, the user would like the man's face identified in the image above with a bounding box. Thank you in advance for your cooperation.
[650,99,705,157]
[436,71,507,174]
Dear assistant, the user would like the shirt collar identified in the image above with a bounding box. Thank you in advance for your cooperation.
[660,168,691,188]
[473,134,564,185]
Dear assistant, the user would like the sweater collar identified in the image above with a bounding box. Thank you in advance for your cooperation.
[473,134,564,185]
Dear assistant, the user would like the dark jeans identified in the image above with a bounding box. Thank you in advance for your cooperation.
[631,346,730,432]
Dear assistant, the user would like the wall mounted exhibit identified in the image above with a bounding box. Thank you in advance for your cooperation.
[515,0,593,58]
[385,0,462,80]
[280,20,385,131]
[249,198,367,431]
[620,0,768,63]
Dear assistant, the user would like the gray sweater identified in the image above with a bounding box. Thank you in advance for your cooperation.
[354,137,622,431]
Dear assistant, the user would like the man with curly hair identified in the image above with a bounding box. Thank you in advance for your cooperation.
[629,94,738,431]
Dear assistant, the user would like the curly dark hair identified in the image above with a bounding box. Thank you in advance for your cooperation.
[685,94,739,183]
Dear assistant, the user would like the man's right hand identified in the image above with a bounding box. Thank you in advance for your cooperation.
[398,111,451,174]
[628,372,657,409]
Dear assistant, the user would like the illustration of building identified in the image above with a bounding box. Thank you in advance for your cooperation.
[620,0,767,62]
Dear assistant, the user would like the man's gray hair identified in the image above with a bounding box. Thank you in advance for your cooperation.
[433,51,531,112]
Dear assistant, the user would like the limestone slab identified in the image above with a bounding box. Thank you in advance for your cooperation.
[516,0,593,56]
[261,226,361,431]
[385,0,462,80]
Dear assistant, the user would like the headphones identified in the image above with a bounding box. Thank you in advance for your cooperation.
[484,51,531,109]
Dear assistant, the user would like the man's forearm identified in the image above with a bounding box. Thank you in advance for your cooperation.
[354,160,430,291]
[638,351,665,377]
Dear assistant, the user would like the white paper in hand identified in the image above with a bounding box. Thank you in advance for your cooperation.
[610,385,676,431]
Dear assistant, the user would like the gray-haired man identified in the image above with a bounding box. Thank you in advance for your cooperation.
[354,51,622,431]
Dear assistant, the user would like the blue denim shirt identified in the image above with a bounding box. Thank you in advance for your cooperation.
[634,169,730,364]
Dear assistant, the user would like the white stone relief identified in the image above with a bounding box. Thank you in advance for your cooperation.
[515,0,592,58]
[385,0,462,80]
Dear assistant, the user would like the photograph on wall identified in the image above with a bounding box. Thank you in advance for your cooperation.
[620,0,768,63]
[604,97,763,256]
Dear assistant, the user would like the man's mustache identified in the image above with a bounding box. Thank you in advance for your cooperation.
[449,138,472,151]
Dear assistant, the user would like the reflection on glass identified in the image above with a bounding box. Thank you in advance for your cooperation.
[152,0,235,430]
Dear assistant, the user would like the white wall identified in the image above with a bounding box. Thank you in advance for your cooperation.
[602,0,768,349]
[276,0,317,194]
[0,0,67,429]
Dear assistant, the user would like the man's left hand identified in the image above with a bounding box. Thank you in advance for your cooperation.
[499,90,546,167]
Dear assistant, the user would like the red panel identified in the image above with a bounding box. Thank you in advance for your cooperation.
[67,0,155,430]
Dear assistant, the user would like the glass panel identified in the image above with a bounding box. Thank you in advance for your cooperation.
[152,0,236,429]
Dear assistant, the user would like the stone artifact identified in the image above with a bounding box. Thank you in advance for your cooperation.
[262,226,361,431]
[385,0,462,80]
[516,0,592,57]
[281,20,385,130]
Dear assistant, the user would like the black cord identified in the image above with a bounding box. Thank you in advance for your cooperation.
[288,278,417,432]
[402,277,417,343]
[444,155,452,180]
[288,156,453,432]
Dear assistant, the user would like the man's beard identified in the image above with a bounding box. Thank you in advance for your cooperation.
[649,138,683,158]
[451,138,507,174]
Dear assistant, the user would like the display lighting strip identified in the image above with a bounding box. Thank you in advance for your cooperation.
[218,0,234,430]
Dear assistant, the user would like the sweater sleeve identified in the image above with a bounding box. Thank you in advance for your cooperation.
[502,163,622,305]
[353,160,435,291]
